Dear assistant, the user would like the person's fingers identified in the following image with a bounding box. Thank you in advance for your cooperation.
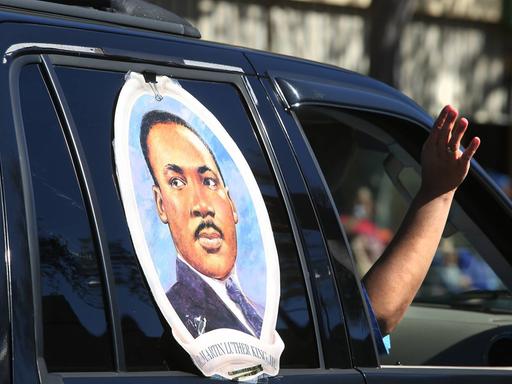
[461,137,481,163]
[439,107,458,148]
[431,105,450,145]
[448,117,468,153]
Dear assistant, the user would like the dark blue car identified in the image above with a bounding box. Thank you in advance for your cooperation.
[1,1,511,383]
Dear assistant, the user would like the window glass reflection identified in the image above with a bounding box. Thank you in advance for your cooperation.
[56,67,318,369]
[297,106,512,367]
[20,64,113,371]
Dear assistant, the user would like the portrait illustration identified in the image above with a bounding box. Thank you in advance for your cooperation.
[113,72,283,380]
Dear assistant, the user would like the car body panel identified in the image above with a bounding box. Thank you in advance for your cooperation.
[363,366,512,384]
[256,76,380,368]
[0,2,511,383]
[0,14,255,74]
[0,157,10,384]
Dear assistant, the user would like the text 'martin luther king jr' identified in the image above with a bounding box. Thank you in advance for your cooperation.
[140,110,264,338]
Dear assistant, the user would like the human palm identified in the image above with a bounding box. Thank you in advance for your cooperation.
[421,105,480,198]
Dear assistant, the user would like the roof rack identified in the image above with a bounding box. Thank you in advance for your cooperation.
[0,0,201,38]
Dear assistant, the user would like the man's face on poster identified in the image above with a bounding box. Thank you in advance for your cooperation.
[147,122,238,280]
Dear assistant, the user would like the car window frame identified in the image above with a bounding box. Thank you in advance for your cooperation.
[7,48,354,382]
[266,72,512,378]
[259,76,381,368]
[270,72,512,256]
[0,150,10,384]
[295,105,512,291]
[6,53,43,384]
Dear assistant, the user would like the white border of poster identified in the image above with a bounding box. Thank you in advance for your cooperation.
[113,72,284,380]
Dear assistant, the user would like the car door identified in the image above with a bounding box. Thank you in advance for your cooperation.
[0,157,8,384]
[1,14,365,384]
[248,52,512,383]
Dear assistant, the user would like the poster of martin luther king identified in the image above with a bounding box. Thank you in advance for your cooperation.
[114,72,284,380]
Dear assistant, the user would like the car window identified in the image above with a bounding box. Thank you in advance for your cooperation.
[20,64,114,371]
[295,106,512,367]
[53,64,319,371]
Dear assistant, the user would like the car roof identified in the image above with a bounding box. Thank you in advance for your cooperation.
[0,0,430,128]
[0,0,201,37]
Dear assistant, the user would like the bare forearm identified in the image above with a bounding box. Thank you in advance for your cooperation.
[362,105,480,335]
[363,188,454,334]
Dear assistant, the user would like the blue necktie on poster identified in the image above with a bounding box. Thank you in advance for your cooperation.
[226,277,263,337]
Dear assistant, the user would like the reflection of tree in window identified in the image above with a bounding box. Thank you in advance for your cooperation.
[40,235,113,371]
[41,236,103,308]
[20,64,113,371]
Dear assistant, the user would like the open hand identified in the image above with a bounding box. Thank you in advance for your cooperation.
[420,105,480,198]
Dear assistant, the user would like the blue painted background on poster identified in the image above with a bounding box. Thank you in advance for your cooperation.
[127,87,267,309]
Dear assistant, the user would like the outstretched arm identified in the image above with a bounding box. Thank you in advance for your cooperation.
[362,105,480,335]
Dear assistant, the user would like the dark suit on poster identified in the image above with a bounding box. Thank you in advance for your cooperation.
[167,259,263,338]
